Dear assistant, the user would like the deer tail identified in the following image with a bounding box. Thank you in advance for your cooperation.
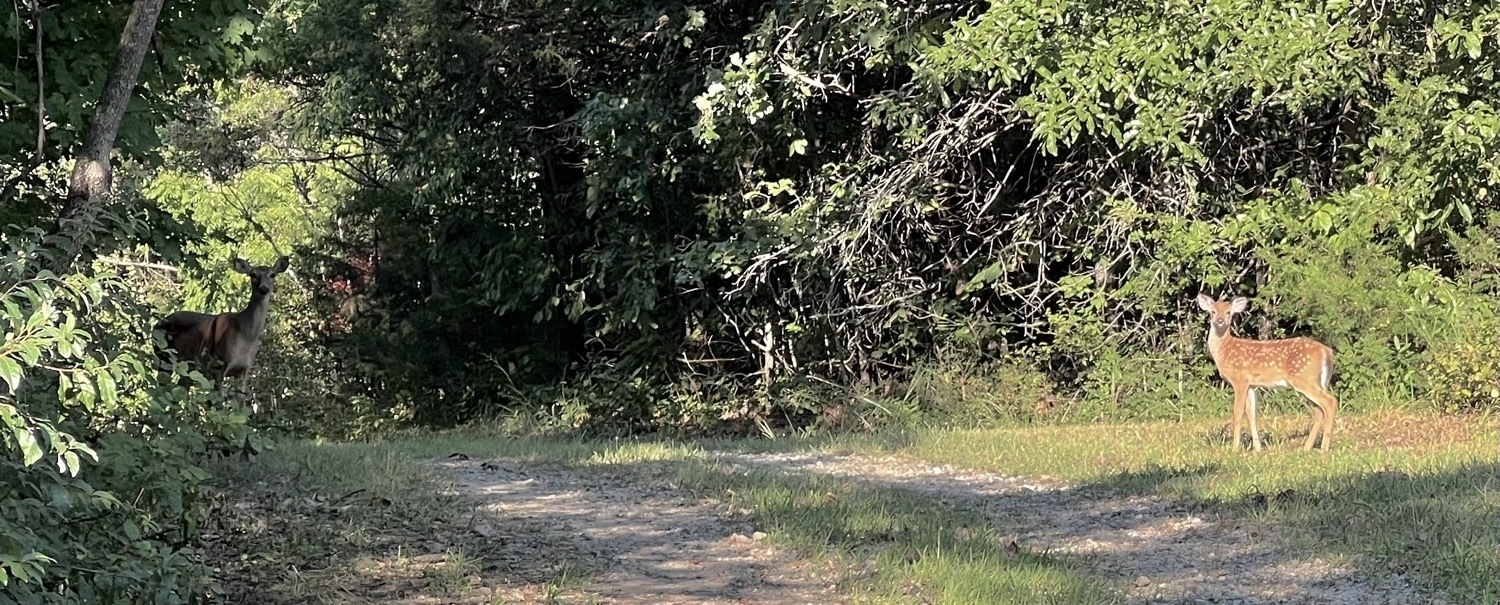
[1320,346,1334,390]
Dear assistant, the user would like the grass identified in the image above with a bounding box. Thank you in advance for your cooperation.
[361,435,1118,604]
[834,410,1490,497]
[831,409,1500,603]
[207,433,1116,604]
[207,408,1500,604]
[656,450,1115,603]
[200,441,594,603]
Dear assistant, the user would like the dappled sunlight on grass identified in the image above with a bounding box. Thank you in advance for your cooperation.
[201,442,596,604]
[651,456,1118,604]
[835,410,1500,602]
[301,430,1118,603]
[586,440,704,465]
[838,410,1494,500]
[216,410,1498,603]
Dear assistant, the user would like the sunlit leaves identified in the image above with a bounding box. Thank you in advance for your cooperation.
[922,0,1370,160]
[1,269,130,475]
[0,0,268,213]
[270,0,1500,431]
[694,53,780,142]
[0,357,20,394]
[0,551,56,587]
[149,79,346,311]
[1367,73,1500,249]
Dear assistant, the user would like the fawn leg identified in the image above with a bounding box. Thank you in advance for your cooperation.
[1317,392,1339,452]
[1301,392,1324,450]
[1247,388,1263,451]
[1230,384,1248,449]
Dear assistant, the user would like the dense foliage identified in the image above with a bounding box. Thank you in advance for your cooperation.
[3,0,1499,599]
[248,0,1499,430]
[0,0,262,225]
[2,0,1500,600]
[2,0,265,601]
[0,222,254,603]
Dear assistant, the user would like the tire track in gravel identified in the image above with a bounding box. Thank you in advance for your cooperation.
[442,459,836,605]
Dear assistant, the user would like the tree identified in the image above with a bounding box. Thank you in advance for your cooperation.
[54,0,166,234]
[1,0,274,599]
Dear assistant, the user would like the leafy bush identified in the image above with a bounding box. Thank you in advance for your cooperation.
[899,357,1060,426]
[1425,327,1500,413]
[1423,222,1500,412]
[228,0,1500,430]
[1,222,250,603]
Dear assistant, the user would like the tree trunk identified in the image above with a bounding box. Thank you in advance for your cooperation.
[54,0,166,227]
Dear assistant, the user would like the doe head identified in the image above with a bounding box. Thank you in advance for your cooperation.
[233,256,290,297]
[1195,294,1248,337]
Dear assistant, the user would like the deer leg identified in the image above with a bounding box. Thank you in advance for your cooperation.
[239,372,258,413]
[1247,388,1263,451]
[1231,384,1248,450]
[221,364,246,395]
[1300,391,1325,450]
[1317,392,1339,452]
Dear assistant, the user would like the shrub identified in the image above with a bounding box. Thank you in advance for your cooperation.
[1,223,249,603]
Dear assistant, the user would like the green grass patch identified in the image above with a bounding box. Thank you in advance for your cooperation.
[211,409,1498,603]
[832,410,1500,603]
[655,453,1116,604]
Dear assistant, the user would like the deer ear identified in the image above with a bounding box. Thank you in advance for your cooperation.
[231,259,252,274]
[272,256,290,274]
[1195,294,1215,311]
[1230,297,1249,313]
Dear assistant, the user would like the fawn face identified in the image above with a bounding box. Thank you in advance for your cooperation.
[1196,294,1247,338]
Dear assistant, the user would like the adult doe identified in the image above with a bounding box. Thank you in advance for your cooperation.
[1195,294,1338,451]
[158,257,289,392]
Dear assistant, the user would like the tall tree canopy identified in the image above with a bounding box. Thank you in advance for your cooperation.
[265,0,1500,427]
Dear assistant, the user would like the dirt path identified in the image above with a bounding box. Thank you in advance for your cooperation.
[442,451,1444,605]
[712,451,1439,605]
[442,459,834,605]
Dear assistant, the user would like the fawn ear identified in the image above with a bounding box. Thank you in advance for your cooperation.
[1230,297,1249,313]
[1195,293,1215,311]
[272,256,290,274]
[231,258,253,274]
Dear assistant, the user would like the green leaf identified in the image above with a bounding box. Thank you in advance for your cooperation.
[2,300,22,327]
[96,372,118,404]
[17,343,40,366]
[38,424,61,452]
[75,442,98,462]
[55,372,71,400]
[0,356,21,392]
[12,426,42,467]
[965,260,1006,291]
[23,309,46,331]
[123,520,141,541]
[225,16,255,39]
[62,451,81,476]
